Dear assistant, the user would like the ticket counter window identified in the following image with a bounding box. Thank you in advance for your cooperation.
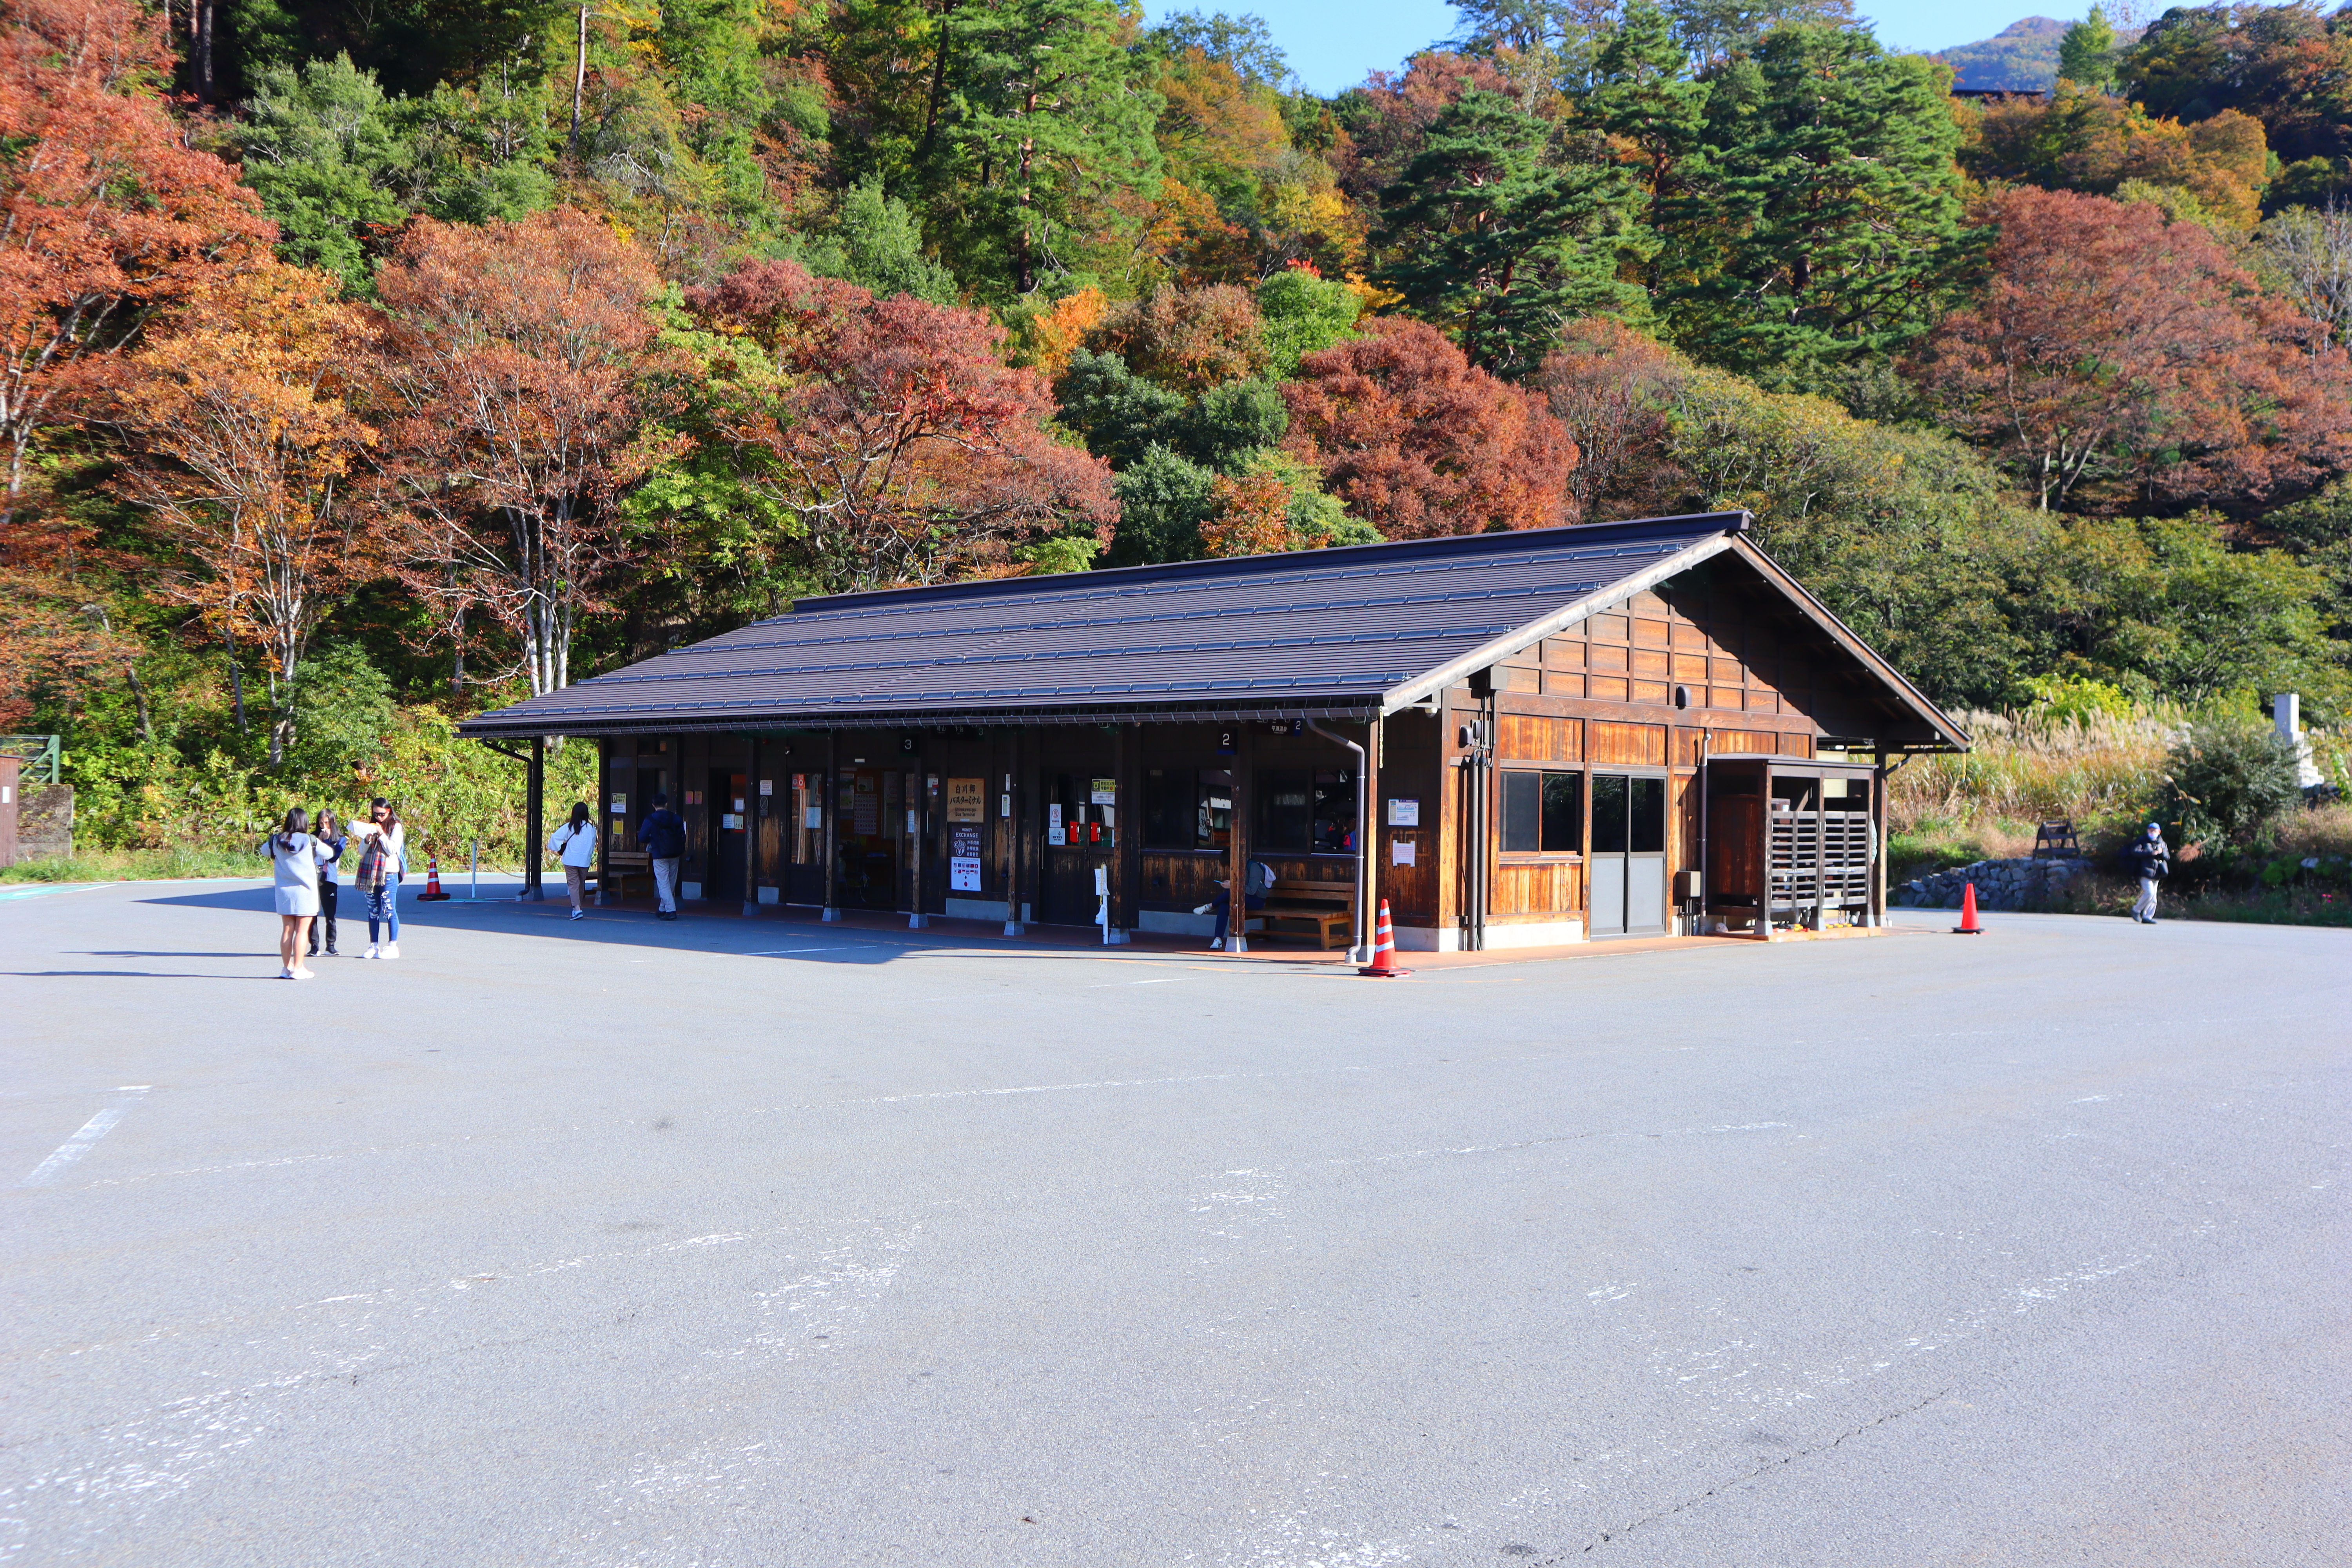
[1254,768,1355,853]
[1143,768,1233,849]
[1048,774,1117,848]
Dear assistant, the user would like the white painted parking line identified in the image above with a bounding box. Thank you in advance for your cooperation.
[1082,976,1186,987]
[22,1087,150,1186]
[746,947,834,956]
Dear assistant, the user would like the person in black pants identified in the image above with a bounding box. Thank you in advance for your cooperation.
[308,809,347,956]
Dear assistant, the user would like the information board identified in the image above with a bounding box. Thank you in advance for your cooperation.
[946,777,986,822]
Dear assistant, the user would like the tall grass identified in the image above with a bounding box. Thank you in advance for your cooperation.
[1888,707,2176,868]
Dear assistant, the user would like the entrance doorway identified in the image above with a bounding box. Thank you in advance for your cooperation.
[1588,773,1667,936]
[707,769,748,901]
[834,767,905,910]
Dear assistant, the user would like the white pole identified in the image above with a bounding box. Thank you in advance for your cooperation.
[470,838,479,899]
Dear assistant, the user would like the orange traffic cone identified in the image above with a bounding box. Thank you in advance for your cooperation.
[1952,880,1981,934]
[1358,898,1412,977]
[417,855,450,902]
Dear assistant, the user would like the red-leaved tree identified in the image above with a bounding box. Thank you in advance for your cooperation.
[375,210,670,696]
[1909,186,2352,511]
[682,258,1117,595]
[1281,317,1579,537]
[0,0,270,525]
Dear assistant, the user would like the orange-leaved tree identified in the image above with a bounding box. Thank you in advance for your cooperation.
[1282,317,1579,537]
[375,211,671,697]
[682,258,1117,595]
[1909,186,2352,512]
[107,262,382,765]
[0,0,270,527]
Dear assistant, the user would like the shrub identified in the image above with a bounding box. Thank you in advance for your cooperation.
[2156,719,2302,847]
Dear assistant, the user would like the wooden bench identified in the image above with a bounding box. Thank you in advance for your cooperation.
[1254,879,1354,949]
[600,848,655,899]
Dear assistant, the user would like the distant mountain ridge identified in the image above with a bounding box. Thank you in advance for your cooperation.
[1928,16,2069,91]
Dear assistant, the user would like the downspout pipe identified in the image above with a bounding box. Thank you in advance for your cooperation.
[1305,717,1371,963]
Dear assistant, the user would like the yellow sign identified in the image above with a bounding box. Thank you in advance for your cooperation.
[946,777,987,823]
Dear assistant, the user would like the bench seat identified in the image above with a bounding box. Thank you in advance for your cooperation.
[1255,878,1354,949]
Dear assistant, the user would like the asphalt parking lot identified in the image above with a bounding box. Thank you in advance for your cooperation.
[4,880,2346,1567]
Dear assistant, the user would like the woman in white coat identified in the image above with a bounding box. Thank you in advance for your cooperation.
[549,801,598,919]
[262,807,334,979]
[348,796,409,958]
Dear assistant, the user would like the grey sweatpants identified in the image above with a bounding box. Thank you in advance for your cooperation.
[653,857,681,913]
[2134,877,2160,922]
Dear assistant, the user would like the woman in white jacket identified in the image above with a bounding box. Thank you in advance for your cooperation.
[261,806,335,980]
[549,802,598,919]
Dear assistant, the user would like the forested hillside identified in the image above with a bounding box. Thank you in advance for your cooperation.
[5,0,2351,860]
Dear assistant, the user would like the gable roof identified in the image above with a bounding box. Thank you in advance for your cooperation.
[459,512,1966,749]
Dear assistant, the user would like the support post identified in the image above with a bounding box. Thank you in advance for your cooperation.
[1112,722,1140,944]
[595,736,612,905]
[908,741,929,930]
[743,736,762,918]
[526,736,546,901]
[1018,728,1044,935]
[1226,724,1253,953]
[821,731,841,921]
[1002,730,1024,937]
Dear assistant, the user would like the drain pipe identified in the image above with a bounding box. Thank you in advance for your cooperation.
[1305,718,1371,962]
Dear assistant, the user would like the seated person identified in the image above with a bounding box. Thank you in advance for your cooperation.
[1211,858,1275,950]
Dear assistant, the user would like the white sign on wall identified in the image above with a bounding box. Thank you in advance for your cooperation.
[1387,798,1420,827]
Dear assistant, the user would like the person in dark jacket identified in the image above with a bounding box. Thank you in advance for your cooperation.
[639,793,686,919]
[307,809,346,956]
[2123,822,2170,923]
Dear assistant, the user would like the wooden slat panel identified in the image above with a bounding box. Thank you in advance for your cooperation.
[1780,733,1814,758]
[1631,648,1669,677]
[1498,716,1583,762]
[1590,613,1630,641]
[1710,657,1743,681]
[1708,728,1779,755]
[1544,638,1586,668]
[1631,680,1670,704]
[1543,670,1586,699]
[1671,653,1709,681]
[1633,617,1671,647]
[1706,686,1744,710]
[1591,644,1629,671]
[1589,675,1630,702]
[1590,721,1667,766]
[1491,861,1578,915]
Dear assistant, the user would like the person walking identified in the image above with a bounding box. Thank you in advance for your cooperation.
[639,792,685,920]
[261,807,333,980]
[550,802,597,919]
[2124,821,2170,924]
[350,797,408,958]
[307,809,347,958]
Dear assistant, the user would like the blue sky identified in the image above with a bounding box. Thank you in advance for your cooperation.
[1146,2,2100,96]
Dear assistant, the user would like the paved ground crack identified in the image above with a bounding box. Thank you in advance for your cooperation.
[1573,1388,1953,1555]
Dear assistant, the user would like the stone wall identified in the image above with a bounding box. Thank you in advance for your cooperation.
[17,783,74,860]
[1895,855,2091,911]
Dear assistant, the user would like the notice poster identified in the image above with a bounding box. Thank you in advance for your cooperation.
[1048,804,1065,846]
[1090,778,1116,804]
[946,777,986,822]
[853,776,880,836]
[949,825,982,860]
[1392,838,1416,866]
[950,857,982,891]
[802,806,822,830]
[1387,798,1419,827]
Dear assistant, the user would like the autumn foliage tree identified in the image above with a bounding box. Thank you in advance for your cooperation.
[0,0,270,524]
[1281,318,1579,537]
[375,210,671,696]
[681,258,1116,595]
[1909,187,2352,512]
[107,263,381,764]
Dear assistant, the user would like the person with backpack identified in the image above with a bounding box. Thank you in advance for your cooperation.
[2123,821,2170,924]
[638,793,686,920]
[261,806,335,980]
[1210,857,1276,951]
[307,809,347,958]
[549,801,598,920]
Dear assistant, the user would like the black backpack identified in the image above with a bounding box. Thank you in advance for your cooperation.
[646,810,686,859]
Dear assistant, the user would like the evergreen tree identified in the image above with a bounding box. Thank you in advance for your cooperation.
[1584,0,1708,198]
[233,54,412,289]
[1374,89,1641,379]
[1658,24,1976,391]
[922,0,1164,296]
[2058,7,2118,90]
[799,176,960,304]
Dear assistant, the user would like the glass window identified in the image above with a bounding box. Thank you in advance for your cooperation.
[1311,768,1356,853]
[1592,774,1629,853]
[1543,771,1582,852]
[1629,776,1665,854]
[1501,771,1540,852]
[1256,768,1313,852]
[1199,769,1233,848]
[1145,768,1194,849]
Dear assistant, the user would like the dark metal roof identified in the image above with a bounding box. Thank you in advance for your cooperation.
[461,514,1751,737]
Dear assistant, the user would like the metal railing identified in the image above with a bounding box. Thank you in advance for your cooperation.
[0,735,60,785]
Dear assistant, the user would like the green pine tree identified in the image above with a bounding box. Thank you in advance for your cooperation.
[922,0,1163,297]
[2058,6,2118,91]
[1584,0,1709,199]
[1373,89,1642,379]
[1657,24,1978,392]
[234,54,413,290]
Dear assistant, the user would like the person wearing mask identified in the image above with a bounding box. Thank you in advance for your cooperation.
[638,792,686,920]
[2123,821,2170,924]
[261,807,333,980]
[307,809,347,958]
[350,797,408,958]
[550,801,598,919]
[1209,858,1276,951]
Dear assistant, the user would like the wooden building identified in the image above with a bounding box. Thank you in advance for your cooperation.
[461,514,1967,951]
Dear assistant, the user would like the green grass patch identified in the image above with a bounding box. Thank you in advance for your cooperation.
[0,847,267,884]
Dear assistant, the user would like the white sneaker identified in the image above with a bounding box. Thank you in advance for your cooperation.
[382,942,400,959]
[570,909,584,920]
[291,967,315,980]
[280,966,294,979]
[364,945,380,959]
